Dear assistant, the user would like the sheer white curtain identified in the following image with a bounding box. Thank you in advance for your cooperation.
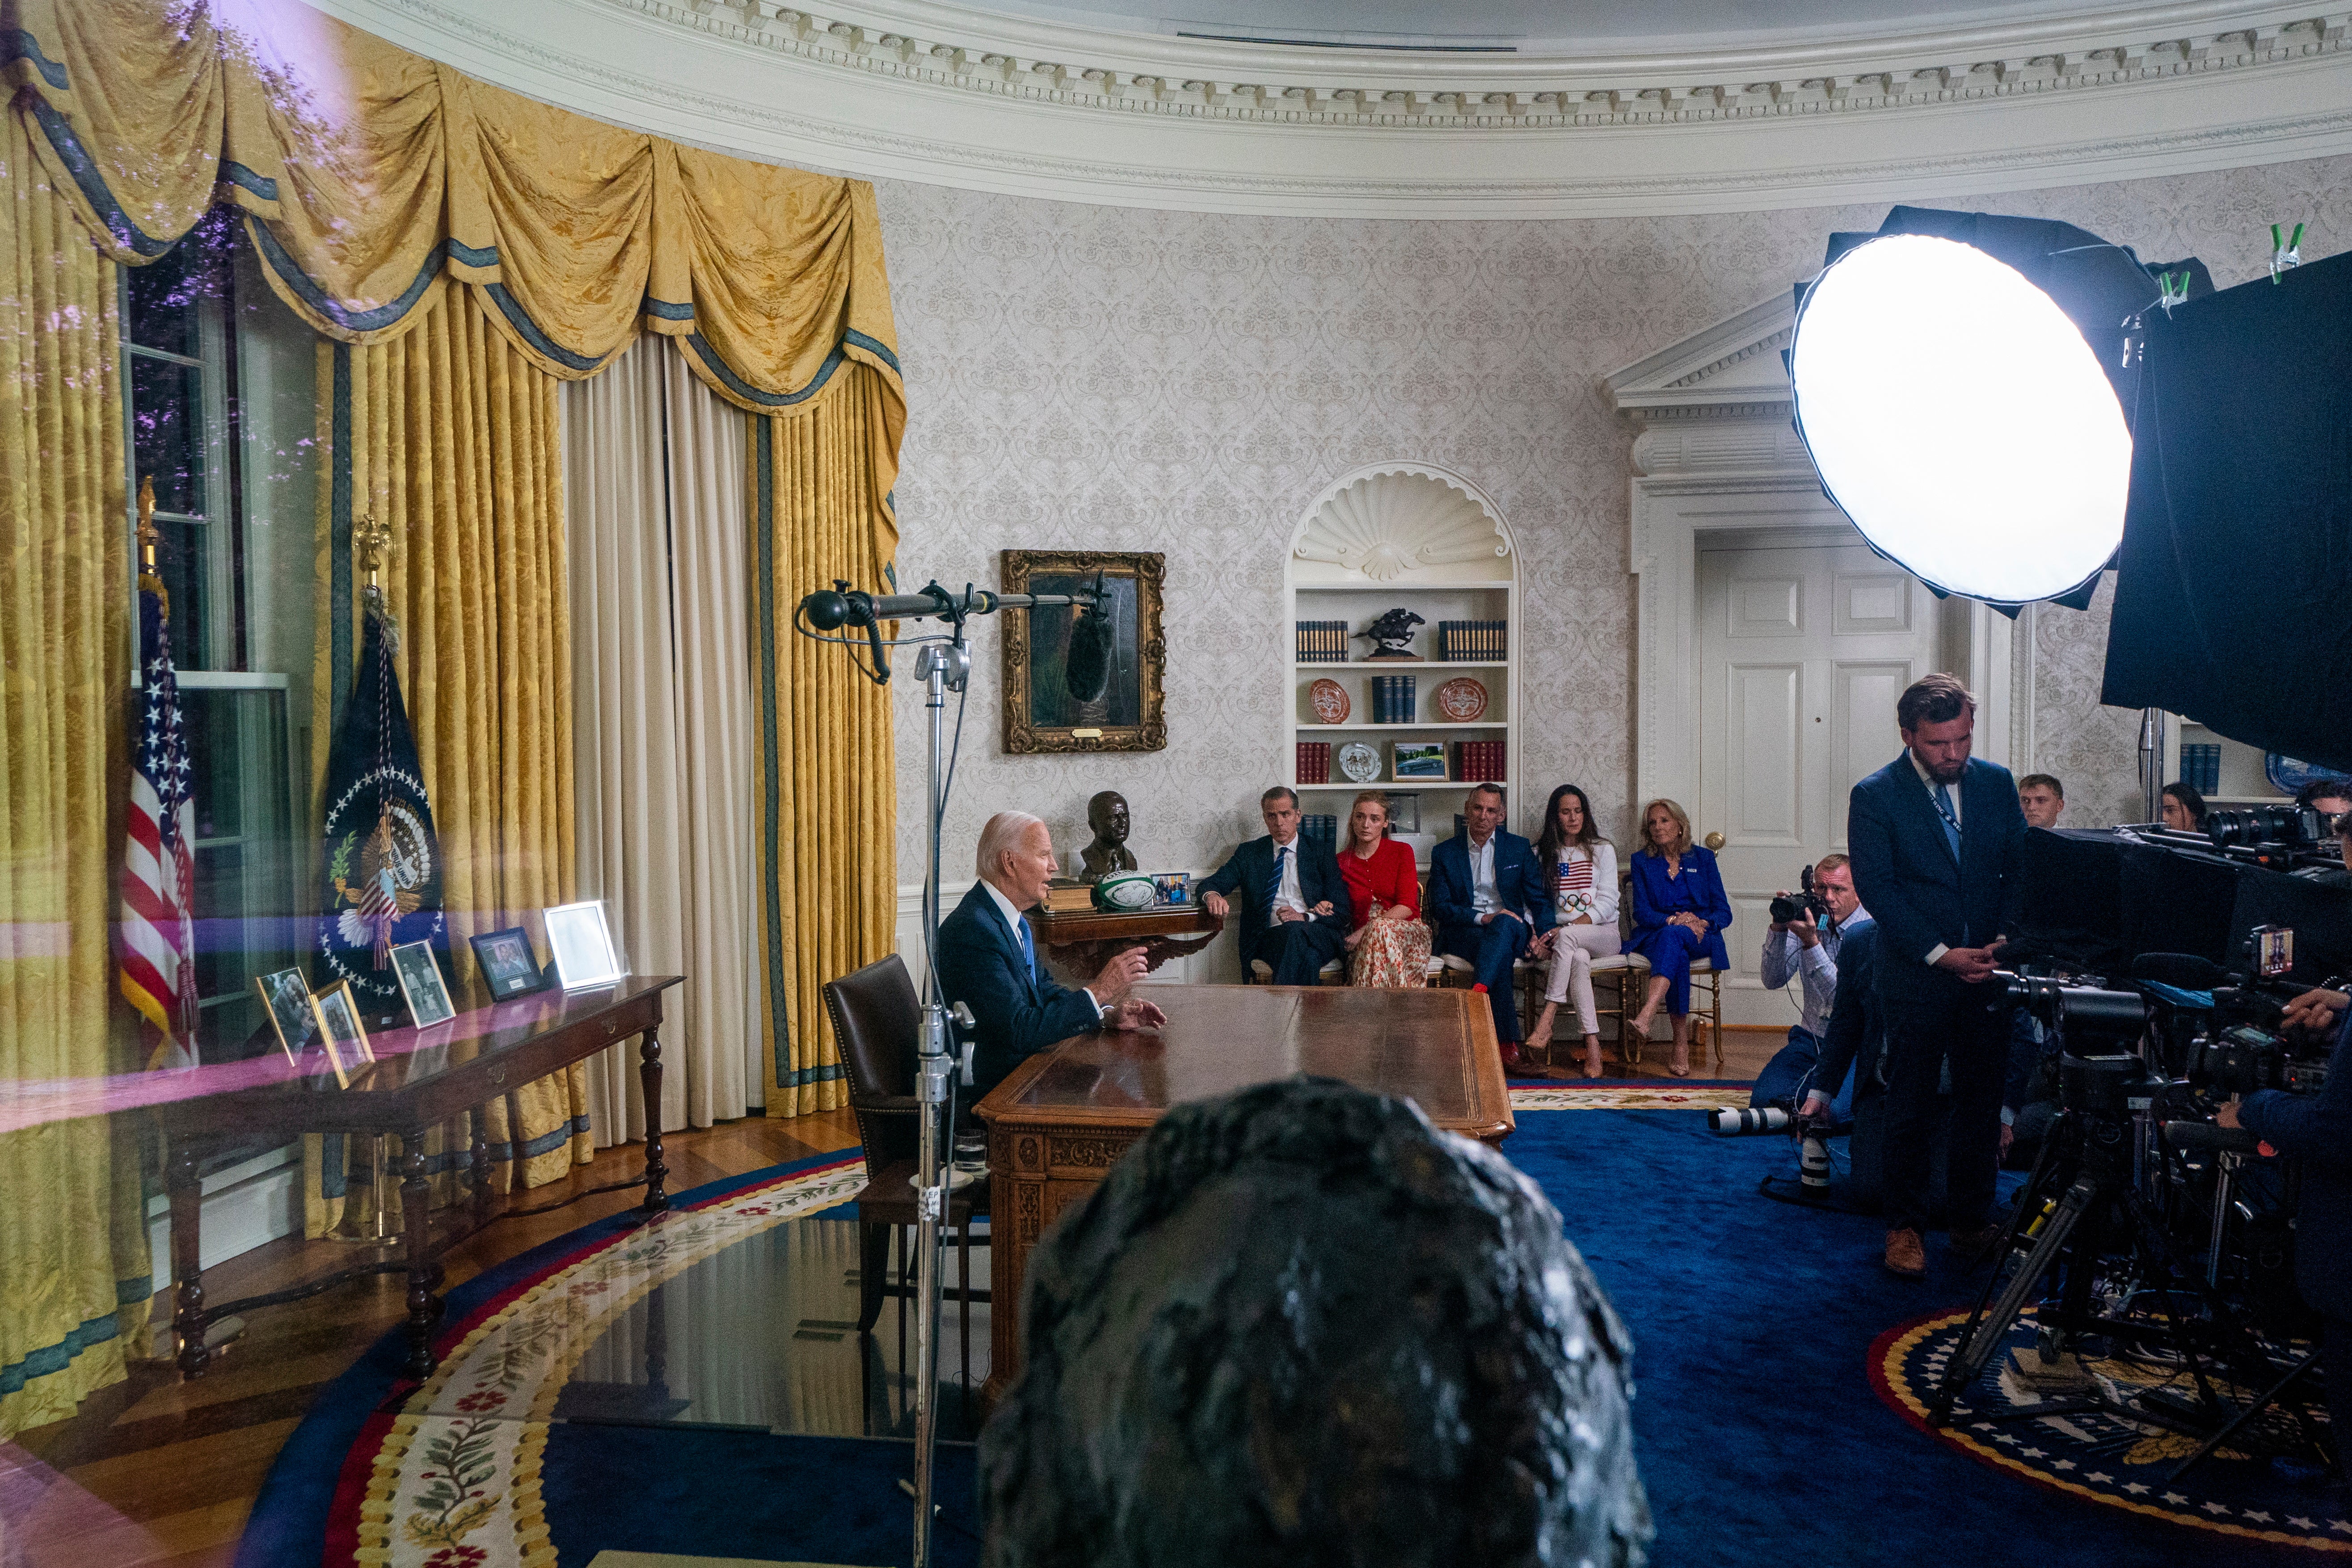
[566,336,760,1140]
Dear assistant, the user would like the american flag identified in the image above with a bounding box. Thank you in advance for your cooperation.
[120,580,201,1070]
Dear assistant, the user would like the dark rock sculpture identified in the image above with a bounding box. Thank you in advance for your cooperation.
[980,1076,1652,1568]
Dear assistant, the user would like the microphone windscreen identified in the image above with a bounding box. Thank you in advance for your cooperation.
[2132,952,2226,989]
[1064,605,1112,704]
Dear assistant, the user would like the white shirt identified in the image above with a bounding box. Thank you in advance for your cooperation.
[1268,836,1307,926]
[1551,842,1619,927]
[1908,749,1960,966]
[1468,832,1500,918]
[981,878,1106,1017]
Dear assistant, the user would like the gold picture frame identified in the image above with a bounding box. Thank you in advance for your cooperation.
[309,978,378,1089]
[253,967,317,1065]
[1000,550,1167,754]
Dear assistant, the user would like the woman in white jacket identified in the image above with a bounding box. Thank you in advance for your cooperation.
[1529,784,1621,1078]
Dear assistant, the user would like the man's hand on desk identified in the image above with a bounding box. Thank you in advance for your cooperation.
[1091,945,1150,1003]
[1108,996,1167,1031]
[1201,890,1229,919]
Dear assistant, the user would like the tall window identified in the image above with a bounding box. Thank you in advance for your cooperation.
[123,216,303,1062]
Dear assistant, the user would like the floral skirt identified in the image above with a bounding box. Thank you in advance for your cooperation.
[1349,916,1432,988]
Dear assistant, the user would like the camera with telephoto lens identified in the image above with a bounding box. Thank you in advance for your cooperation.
[2205,803,2331,852]
[1710,1104,1839,1200]
[1769,865,1828,927]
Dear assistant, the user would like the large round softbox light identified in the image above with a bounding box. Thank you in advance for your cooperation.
[1790,232,2133,606]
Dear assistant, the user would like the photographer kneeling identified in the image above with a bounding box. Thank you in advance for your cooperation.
[2220,985,2352,1489]
[1750,855,1869,1129]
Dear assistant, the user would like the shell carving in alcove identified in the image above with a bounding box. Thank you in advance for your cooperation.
[1293,471,1509,580]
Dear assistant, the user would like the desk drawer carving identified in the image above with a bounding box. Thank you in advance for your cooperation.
[1047,1133,1132,1172]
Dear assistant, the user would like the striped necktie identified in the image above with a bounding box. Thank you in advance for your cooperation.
[1265,846,1289,924]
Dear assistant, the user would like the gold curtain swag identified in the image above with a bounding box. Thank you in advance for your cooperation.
[755,369,901,1117]
[4,0,905,518]
[0,111,154,1441]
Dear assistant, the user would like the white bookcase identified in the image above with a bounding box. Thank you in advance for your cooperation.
[1285,466,1520,864]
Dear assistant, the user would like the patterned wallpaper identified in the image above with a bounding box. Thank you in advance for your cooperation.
[874,155,2352,883]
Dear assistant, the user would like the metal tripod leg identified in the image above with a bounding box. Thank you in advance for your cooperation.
[1933,1173,2100,1422]
[2166,1348,2322,1483]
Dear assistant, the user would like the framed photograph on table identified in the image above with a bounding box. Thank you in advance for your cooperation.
[1000,550,1167,754]
[470,927,548,1001]
[391,941,457,1028]
[254,968,317,1065]
[544,900,626,989]
[1391,742,1449,781]
[309,979,376,1089]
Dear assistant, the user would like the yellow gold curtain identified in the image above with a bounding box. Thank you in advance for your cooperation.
[0,109,152,1440]
[754,364,901,1116]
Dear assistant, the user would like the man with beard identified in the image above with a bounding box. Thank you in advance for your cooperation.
[1846,675,2028,1279]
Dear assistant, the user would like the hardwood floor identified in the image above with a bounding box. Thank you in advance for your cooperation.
[2,1109,860,1568]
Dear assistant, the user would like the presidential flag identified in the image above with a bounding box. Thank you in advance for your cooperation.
[121,574,200,1070]
[317,607,447,1018]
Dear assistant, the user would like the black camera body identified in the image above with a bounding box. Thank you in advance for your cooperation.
[1769,864,1827,927]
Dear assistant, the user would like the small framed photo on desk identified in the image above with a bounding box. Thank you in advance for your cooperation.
[254,967,317,1065]
[544,901,626,989]
[391,941,457,1028]
[471,927,548,1001]
[309,979,376,1088]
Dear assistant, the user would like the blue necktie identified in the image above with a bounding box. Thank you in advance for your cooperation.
[1265,847,1289,924]
[1934,781,1963,862]
[1015,909,1037,984]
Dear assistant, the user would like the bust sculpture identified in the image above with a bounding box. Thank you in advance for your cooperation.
[1078,790,1138,883]
[980,1077,1652,1568]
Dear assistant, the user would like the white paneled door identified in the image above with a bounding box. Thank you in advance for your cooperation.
[1696,537,1942,1025]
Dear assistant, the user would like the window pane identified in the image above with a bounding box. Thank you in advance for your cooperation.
[126,251,205,357]
[183,690,241,840]
[151,518,205,672]
[131,354,207,518]
[193,842,245,1002]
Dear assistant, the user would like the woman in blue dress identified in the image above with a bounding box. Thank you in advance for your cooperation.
[1623,797,1732,1076]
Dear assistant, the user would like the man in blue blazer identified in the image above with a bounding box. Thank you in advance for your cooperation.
[936,811,1166,1103]
[1198,787,1353,984]
[1846,674,2028,1279]
[1428,782,1556,1066]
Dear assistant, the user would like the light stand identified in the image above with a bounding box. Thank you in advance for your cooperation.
[797,577,1100,1568]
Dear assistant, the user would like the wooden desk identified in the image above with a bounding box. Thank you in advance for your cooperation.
[973,983,1509,1400]
[1025,904,1224,975]
[152,975,683,1381]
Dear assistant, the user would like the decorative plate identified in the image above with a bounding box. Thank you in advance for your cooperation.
[1337,742,1383,783]
[1309,678,1350,724]
[1433,677,1488,723]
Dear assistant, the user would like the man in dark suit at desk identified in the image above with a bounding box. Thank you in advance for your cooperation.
[937,811,1165,1102]
[1846,674,2027,1280]
[1197,788,1352,985]
[1429,782,1556,1067]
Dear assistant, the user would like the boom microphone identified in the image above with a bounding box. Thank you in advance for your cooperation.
[796,577,1104,685]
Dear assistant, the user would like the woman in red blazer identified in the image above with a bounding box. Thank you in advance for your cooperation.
[1337,792,1431,988]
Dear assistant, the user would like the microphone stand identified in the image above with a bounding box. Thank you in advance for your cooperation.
[795,577,1097,1568]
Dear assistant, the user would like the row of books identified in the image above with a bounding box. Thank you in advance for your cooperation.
[1435,620,1508,661]
[1296,741,1332,784]
[2179,742,2221,796]
[1370,674,1417,723]
[1295,620,1352,662]
[1452,739,1507,782]
[1300,814,1340,844]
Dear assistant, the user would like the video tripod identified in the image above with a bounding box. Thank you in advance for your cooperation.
[1925,1056,2330,1483]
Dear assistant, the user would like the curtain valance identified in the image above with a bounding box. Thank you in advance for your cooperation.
[4,0,903,475]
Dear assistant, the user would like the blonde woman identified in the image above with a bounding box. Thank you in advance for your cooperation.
[1336,792,1431,988]
[1623,797,1732,1077]
[1527,784,1620,1078]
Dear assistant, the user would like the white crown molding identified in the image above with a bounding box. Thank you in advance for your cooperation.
[314,0,2352,216]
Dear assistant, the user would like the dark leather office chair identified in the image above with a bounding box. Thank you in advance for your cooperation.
[822,956,988,1360]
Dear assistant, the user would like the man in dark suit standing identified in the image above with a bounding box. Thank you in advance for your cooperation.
[1846,674,2028,1279]
[936,810,1165,1103]
[1197,787,1353,984]
[1429,782,1556,1067]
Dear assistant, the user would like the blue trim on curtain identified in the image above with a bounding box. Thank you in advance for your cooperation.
[488,1116,589,1164]
[687,333,843,409]
[221,161,278,202]
[482,282,606,372]
[754,417,792,1094]
[778,1062,844,1088]
[641,296,695,321]
[320,1132,348,1200]
[330,344,353,725]
[0,1301,127,1396]
[26,101,176,257]
[3,30,70,89]
[843,328,901,376]
[249,219,445,334]
[447,238,497,268]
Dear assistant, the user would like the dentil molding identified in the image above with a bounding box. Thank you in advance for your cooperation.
[316,0,2352,215]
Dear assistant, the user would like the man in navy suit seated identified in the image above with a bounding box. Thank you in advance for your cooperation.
[936,811,1166,1104]
[1197,787,1353,985]
[1428,782,1556,1068]
[1846,674,2027,1280]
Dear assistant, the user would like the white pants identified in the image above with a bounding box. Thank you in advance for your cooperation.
[1542,924,1625,1035]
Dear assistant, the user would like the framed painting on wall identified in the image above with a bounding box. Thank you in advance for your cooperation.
[1000,550,1167,754]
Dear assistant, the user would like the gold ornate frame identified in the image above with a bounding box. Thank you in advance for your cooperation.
[1001,550,1167,754]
